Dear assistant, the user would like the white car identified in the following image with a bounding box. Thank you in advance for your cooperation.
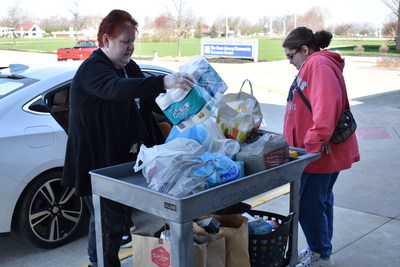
[0,62,173,248]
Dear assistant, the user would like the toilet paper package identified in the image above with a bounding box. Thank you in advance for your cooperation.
[156,56,228,132]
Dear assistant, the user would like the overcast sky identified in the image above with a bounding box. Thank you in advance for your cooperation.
[0,0,393,27]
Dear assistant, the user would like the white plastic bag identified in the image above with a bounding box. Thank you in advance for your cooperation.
[133,138,205,183]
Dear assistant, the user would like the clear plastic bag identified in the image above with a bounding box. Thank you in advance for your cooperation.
[133,138,205,183]
[148,152,242,197]
[148,154,216,197]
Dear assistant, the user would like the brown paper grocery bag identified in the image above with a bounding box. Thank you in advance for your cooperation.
[193,233,225,267]
[194,214,250,267]
[132,235,170,267]
[131,231,225,267]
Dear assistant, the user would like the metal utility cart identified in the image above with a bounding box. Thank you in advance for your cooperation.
[90,148,319,267]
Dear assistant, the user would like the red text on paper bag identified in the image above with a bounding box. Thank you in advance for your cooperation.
[151,246,170,267]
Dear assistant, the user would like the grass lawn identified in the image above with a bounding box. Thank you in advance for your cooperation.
[0,37,398,61]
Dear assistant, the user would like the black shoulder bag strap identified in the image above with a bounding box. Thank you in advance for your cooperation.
[295,84,330,153]
[295,86,312,112]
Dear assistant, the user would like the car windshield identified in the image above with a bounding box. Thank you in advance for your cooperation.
[76,41,96,48]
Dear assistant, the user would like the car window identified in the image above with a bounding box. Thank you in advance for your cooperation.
[0,81,23,96]
[142,69,172,77]
[23,83,71,134]
[46,85,71,133]
[0,78,38,100]
[77,41,96,48]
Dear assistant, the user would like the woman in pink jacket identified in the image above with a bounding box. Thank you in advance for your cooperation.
[282,27,360,267]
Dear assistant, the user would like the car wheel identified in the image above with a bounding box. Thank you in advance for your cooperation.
[16,170,86,248]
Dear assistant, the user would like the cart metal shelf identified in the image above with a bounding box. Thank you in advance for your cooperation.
[90,147,319,267]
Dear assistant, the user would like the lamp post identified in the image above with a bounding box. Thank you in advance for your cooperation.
[225,15,229,38]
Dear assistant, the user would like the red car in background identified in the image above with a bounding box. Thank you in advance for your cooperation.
[56,39,98,62]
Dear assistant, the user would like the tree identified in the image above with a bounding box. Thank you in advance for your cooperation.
[209,23,218,38]
[154,14,174,35]
[237,19,253,36]
[282,15,296,34]
[39,16,70,36]
[357,23,376,36]
[255,16,270,35]
[4,1,23,48]
[383,20,398,37]
[213,16,227,36]
[149,14,174,42]
[383,0,400,49]
[66,0,87,41]
[165,0,195,57]
[296,6,328,31]
[332,23,355,36]
[194,21,203,38]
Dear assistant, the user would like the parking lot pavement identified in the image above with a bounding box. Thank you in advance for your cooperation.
[1,50,399,266]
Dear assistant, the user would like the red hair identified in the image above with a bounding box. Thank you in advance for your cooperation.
[97,9,138,47]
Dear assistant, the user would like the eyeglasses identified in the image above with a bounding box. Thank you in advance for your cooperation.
[287,49,299,60]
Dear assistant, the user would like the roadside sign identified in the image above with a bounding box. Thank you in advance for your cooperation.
[201,38,259,62]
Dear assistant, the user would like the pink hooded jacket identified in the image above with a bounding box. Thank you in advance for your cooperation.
[283,50,360,173]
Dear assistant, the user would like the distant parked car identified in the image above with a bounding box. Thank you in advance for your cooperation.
[56,39,98,62]
[0,62,173,248]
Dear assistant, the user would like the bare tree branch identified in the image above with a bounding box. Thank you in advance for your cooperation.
[383,0,400,49]
[66,0,87,41]
[383,0,400,17]
[4,0,23,48]
[163,0,195,56]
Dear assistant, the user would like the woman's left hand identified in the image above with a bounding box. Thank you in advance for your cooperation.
[163,72,196,90]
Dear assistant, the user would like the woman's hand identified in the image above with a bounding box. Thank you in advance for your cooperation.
[163,72,196,90]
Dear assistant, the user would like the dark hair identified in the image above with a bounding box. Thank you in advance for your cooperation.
[282,27,333,52]
[97,9,138,47]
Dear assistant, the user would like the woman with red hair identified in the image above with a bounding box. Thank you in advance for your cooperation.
[62,9,195,267]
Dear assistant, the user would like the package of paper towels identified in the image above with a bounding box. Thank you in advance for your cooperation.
[156,56,228,132]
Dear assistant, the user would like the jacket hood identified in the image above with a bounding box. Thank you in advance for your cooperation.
[311,49,345,71]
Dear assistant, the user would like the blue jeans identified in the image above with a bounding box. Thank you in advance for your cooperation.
[299,172,339,259]
[84,196,128,267]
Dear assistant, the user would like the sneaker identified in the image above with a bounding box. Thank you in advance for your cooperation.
[298,247,312,262]
[120,225,137,248]
[296,251,334,267]
[121,233,132,248]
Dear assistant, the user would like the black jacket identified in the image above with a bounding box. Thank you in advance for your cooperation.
[62,49,167,196]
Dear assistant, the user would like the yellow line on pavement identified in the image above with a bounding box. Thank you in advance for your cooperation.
[244,184,290,207]
[119,247,134,261]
